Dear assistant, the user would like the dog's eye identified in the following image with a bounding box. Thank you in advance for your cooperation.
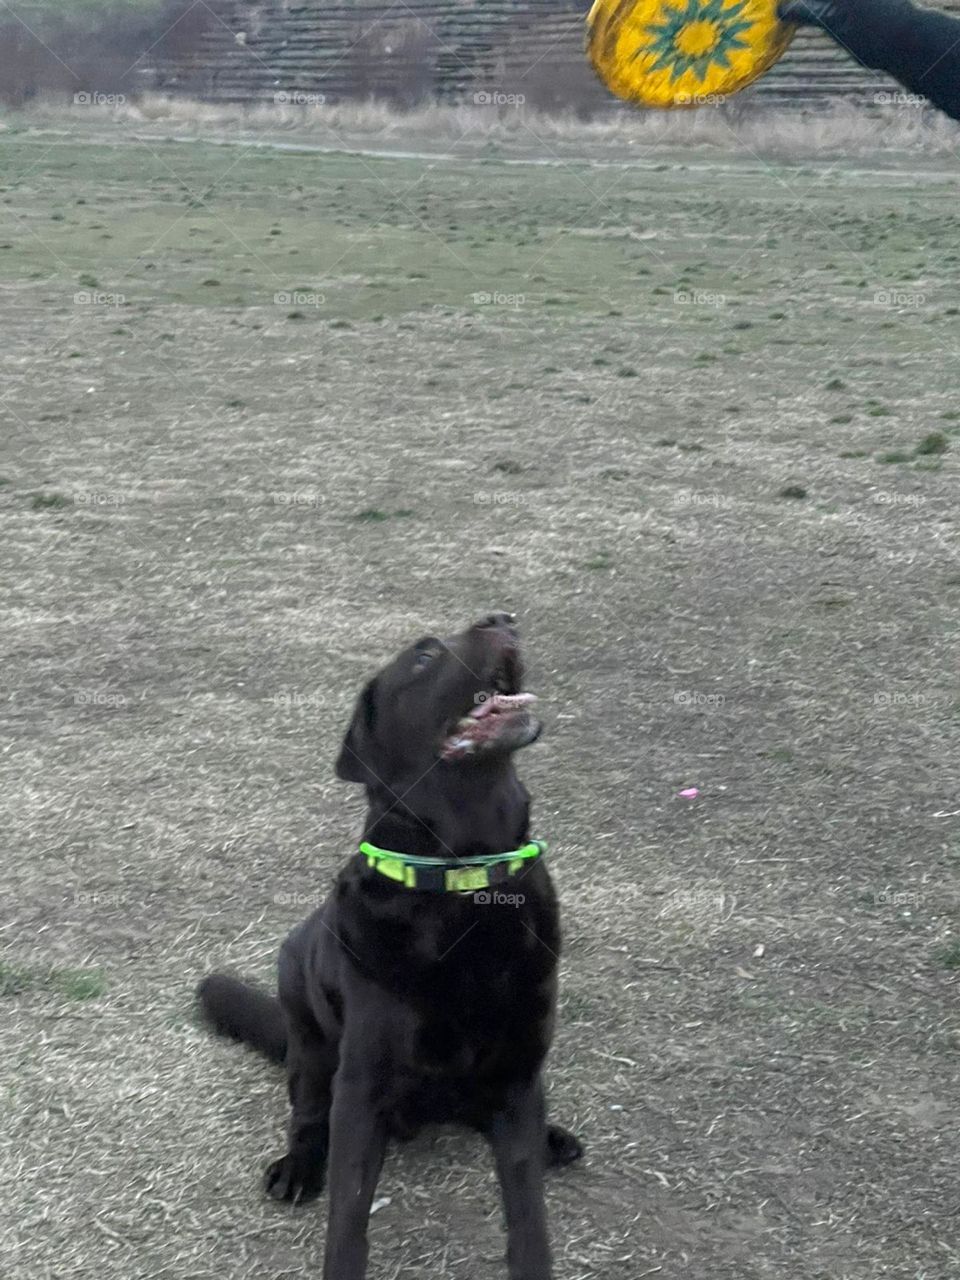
[414,650,436,670]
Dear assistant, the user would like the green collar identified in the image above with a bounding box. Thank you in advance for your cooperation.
[359,839,545,893]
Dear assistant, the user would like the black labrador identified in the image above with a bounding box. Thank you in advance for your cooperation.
[197,613,582,1280]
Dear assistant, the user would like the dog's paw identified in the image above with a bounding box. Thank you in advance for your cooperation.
[545,1123,584,1168]
[263,1152,326,1204]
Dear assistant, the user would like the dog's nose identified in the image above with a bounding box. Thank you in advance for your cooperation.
[477,611,516,630]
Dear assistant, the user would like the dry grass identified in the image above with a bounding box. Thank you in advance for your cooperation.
[11,90,960,159]
[1,122,959,1280]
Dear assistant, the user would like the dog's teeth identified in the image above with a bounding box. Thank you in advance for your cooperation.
[494,692,537,709]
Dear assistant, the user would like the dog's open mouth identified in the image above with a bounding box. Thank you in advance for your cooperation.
[441,692,538,760]
[438,628,542,761]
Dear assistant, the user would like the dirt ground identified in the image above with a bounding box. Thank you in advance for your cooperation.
[1,110,958,1280]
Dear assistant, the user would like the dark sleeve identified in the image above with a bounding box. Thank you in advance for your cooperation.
[886,6,960,120]
[780,0,960,123]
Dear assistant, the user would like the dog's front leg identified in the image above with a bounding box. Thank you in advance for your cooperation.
[322,1063,388,1280]
[264,1029,338,1204]
[489,1077,553,1280]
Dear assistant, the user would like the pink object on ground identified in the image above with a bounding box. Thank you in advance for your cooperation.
[678,787,700,799]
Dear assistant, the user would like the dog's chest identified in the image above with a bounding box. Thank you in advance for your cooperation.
[337,873,559,1123]
[337,867,561,1000]
[388,969,556,1130]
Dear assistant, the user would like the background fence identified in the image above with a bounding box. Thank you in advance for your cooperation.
[152,0,960,110]
[2,0,959,111]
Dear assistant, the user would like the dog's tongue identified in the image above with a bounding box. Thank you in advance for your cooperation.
[469,692,536,720]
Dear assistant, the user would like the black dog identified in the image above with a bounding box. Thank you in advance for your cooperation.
[779,0,960,122]
[198,613,582,1280]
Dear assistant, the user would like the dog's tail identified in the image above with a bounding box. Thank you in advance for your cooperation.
[196,974,287,1065]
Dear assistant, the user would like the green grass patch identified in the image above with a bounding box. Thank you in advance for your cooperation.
[914,431,949,456]
[0,960,107,1000]
[353,508,415,523]
[935,941,960,970]
[31,492,69,510]
[55,968,108,1000]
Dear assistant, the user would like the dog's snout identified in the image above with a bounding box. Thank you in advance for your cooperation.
[477,611,516,630]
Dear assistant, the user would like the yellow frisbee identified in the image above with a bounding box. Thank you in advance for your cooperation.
[587,0,795,108]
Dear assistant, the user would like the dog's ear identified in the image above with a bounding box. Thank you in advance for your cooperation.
[335,678,379,783]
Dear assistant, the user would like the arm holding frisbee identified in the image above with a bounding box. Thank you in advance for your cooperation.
[778,0,960,121]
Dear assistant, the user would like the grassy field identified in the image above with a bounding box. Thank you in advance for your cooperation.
[1,113,959,1280]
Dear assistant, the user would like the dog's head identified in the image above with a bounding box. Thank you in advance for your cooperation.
[335,613,541,787]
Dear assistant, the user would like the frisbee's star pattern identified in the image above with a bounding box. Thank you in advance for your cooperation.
[638,0,755,82]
